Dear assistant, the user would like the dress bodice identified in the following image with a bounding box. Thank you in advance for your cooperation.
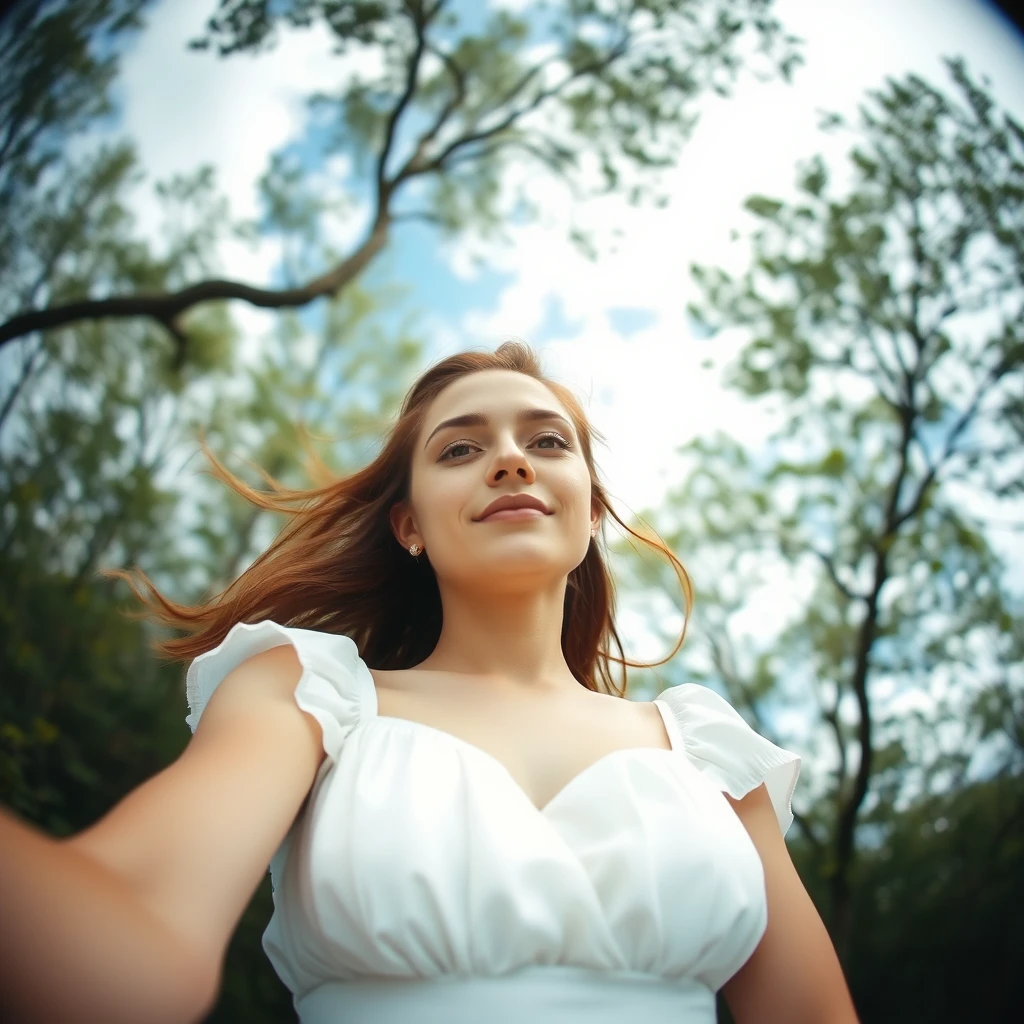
[186,621,800,1022]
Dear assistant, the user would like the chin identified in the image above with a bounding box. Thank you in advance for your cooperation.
[445,542,580,590]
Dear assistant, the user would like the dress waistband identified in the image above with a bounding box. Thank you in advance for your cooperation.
[296,965,716,1023]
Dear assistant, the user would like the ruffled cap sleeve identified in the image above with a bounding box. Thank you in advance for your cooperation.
[185,619,368,763]
[657,683,801,836]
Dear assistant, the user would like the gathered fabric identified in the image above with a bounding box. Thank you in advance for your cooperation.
[187,620,801,1022]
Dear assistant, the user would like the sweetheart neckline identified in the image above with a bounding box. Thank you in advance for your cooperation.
[367,703,683,815]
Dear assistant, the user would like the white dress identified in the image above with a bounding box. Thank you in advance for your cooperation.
[186,620,801,1023]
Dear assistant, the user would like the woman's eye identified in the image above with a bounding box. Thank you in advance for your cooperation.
[533,432,571,450]
[439,441,478,461]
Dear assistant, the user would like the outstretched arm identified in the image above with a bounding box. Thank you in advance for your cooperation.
[0,643,322,1023]
[0,807,213,1023]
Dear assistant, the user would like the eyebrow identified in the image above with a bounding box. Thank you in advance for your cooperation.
[423,408,573,449]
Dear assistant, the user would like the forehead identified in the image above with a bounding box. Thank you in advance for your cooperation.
[423,369,570,425]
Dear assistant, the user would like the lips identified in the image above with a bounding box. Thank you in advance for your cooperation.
[474,494,553,521]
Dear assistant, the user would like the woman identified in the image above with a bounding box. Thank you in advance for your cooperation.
[0,342,859,1023]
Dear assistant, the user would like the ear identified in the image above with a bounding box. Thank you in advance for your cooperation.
[590,499,603,537]
[390,500,423,552]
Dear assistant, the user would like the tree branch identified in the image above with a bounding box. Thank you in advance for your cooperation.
[824,699,847,792]
[409,37,629,180]
[415,40,468,149]
[853,308,903,409]
[0,336,45,433]
[892,348,1015,531]
[0,219,390,350]
[376,1,436,206]
[828,400,919,928]
[443,134,579,184]
[813,547,864,602]
[707,628,766,723]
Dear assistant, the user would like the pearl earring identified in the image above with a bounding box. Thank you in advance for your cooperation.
[590,528,597,538]
[409,543,421,557]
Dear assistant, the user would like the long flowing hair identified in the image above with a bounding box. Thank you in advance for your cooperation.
[121,342,692,696]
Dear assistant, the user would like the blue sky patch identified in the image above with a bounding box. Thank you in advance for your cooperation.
[607,307,658,337]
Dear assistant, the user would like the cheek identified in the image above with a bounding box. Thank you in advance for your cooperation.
[410,467,473,538]
[557,464,593,520]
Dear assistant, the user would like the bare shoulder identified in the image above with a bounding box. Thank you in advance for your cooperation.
[193,642,305,733]
[217,640,302,693]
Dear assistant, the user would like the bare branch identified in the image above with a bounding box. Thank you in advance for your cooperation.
[707,629,772,736]
[892,348,1015,531]
[445,133,578,178]
[376,1,437,206]
[0,219,390,350]
[823,699,847,788]
[824,386,920,937]
[482,59,553,125]
[904,189,928,370]
[392,40,468,183]
[0,336,45,432]
[813,547,864,602]
[409,36,629,180]
[854,309,903,409]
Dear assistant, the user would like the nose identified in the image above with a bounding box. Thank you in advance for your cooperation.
[487,434,536,485]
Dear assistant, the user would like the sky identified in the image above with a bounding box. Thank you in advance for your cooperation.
[113,0,1024,518]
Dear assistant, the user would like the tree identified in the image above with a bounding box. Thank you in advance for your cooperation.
[0,0,233,831]
[1,0,152,422]
[627,58,1024,968]
[0,9,424,1019]
[0,0,801,352]
[0,0,149,235]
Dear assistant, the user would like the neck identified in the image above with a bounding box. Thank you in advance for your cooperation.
[421,577,576,690]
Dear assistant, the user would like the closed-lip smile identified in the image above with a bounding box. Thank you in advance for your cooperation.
[474,494,552,521]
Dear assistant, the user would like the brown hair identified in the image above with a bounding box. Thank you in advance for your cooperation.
[122,341,692,697]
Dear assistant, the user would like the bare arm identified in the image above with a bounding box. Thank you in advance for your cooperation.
[722,784,861,1024]
[0,809,212,1024]
[0,643,323,1023]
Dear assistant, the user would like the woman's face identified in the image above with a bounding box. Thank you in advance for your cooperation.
[393,369,599,595]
